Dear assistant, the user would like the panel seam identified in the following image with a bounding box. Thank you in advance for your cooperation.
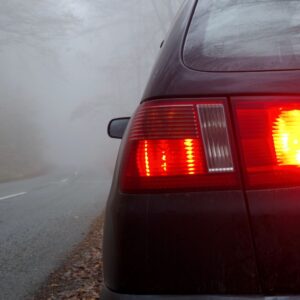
[227,96,263,293]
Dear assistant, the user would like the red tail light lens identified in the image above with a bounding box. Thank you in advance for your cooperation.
[233,98,300,188]
[136,139,204,177]
[120,100,239,193]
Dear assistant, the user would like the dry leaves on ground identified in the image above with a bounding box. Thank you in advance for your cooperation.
[34,215,104,300]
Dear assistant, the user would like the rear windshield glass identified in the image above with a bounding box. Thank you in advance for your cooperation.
[184,0,300,71]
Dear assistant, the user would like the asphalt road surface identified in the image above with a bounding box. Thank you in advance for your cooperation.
[0,170,110,300]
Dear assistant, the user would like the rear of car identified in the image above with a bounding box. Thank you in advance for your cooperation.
[102,1,300,298]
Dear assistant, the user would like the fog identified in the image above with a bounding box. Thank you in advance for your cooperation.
[0,0,183,181]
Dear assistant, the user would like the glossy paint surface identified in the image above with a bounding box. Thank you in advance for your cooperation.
[104,0,300,297]
[104,0,259,295]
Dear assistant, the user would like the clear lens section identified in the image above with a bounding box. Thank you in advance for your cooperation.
[198,104,234,173]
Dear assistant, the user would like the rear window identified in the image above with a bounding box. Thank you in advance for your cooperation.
[184,0,300,71]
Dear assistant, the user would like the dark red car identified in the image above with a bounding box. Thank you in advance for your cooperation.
[102,1,300,298]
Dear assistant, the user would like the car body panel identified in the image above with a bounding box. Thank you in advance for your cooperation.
[230,96,300,294]
[103,0,300,297]
[247,187,300,294]
[104,189,258,294]
[103,94,259,293]
[144,0,300,102]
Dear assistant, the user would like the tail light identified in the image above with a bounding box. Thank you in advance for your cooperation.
[233,97,300,189]
[120,100,239,193]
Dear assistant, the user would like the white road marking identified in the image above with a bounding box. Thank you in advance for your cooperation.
[60,178,69,183]
[0,192,27,201]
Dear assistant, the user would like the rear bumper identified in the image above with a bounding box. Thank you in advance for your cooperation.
[101,286,300,300]
[103,190,259,294]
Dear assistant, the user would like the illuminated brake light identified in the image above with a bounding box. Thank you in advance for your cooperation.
[184,139,197,175]
[233,98,300,189]
[136,139,204,177]
[120,100,238,193]
[273,110,300,166]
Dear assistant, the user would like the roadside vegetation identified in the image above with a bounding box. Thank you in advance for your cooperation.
[34,215,104,300]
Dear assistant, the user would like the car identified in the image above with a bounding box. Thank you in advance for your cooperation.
[102,0,300,299]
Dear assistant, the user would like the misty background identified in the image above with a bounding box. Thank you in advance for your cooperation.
[0,0,183,183]
[0,2,185,298]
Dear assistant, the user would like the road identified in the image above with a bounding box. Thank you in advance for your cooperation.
[0,170,110,300]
